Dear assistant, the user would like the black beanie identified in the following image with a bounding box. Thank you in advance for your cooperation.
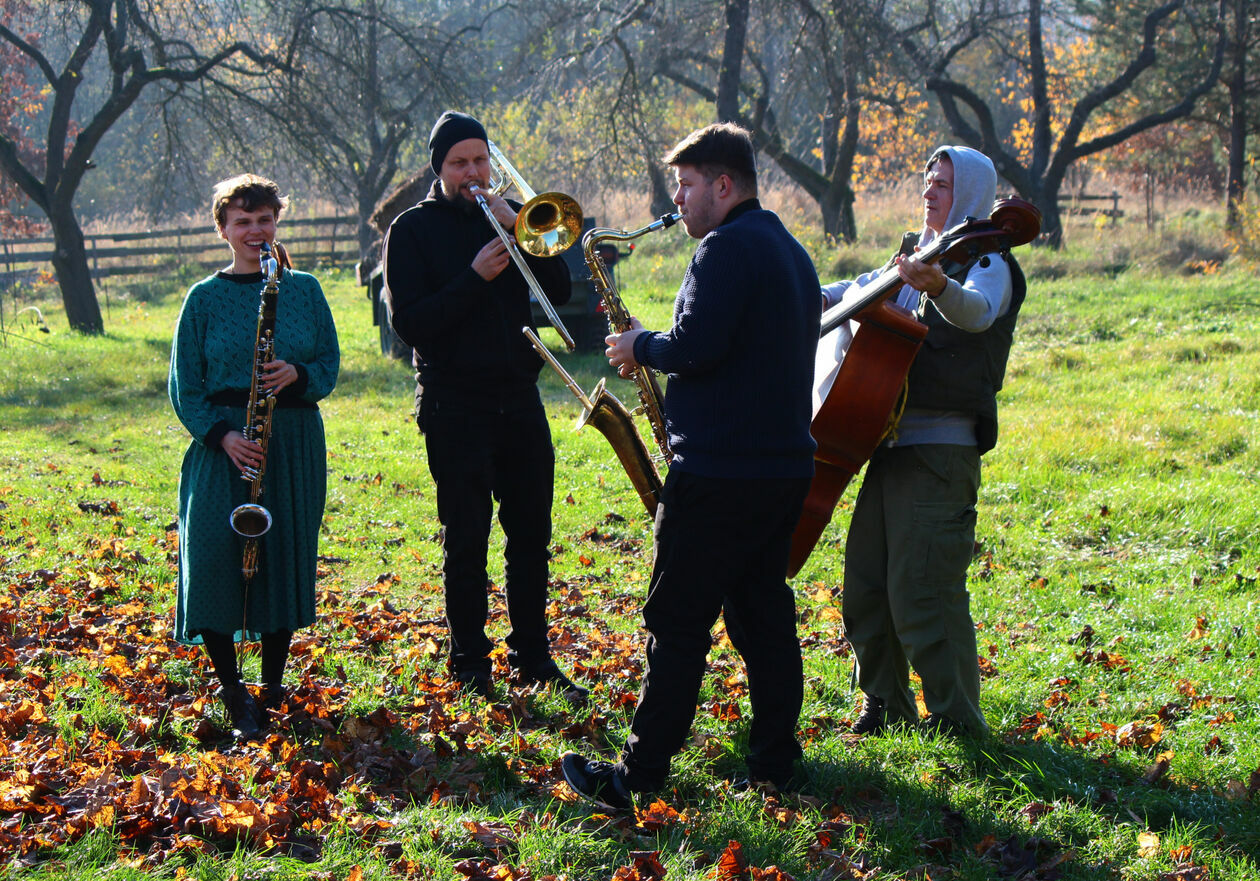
[429,111,488,174]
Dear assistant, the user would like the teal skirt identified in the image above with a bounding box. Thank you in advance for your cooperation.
[174,406,326,643]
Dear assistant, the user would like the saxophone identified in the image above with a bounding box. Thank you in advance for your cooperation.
[524,327,663,517]
[582,213,680,462]
[229,242,280,587]
[522,214,681,517]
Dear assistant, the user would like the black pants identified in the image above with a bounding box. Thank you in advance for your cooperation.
[618,469,810,791]
[422,393,555,673]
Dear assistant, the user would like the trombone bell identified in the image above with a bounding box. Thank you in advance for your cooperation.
[516,192,583,258]
[486,140,583,258]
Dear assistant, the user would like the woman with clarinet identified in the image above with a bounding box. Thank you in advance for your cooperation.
[169,174,339,739]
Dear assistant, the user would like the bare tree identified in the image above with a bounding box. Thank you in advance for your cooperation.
[902,0,1226,245]
[1217,0,1257,226]
[530,0,928,240]
[197,0,469,261]
[0,0,282,333]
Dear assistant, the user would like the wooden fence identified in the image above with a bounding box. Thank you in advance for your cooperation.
[1064,191,1124,219]
[0,215,359,288]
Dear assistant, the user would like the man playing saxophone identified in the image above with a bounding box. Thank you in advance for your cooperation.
[382,111,583,700]
[562,123,821,810]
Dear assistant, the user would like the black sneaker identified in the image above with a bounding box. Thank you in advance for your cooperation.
[560,752,634,812]
[730,776,781,794]
[515,658,589,700]
[852,694,887,735]
[455,669,493,699]
[732,761,803,794]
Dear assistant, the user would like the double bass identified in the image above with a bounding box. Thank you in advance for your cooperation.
[786,197,1042,577]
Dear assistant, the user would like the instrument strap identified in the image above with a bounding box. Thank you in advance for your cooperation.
[879,378,911,447]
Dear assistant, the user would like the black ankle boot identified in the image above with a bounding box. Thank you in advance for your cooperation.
[258,683,286,714]
[852,694,888,735]
[220,682,263,739]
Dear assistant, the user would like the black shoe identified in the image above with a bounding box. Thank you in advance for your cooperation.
[921,713,967,738]
[732,761,803,794]
[515,658,589,700]
[852,694,888,735]
[455,669,493,699]
[730,776,782,794]
[561,752,634,812]
[257,683,286,716]
[220,683,262,740]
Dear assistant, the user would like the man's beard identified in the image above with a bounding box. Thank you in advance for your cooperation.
[440,180,487,218]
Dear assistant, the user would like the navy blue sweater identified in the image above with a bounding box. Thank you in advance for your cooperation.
[633,199,820,479]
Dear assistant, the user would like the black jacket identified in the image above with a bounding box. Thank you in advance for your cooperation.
[382,181,571,408]
[632,199,820,479]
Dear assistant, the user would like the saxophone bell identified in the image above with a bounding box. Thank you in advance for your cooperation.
[522,328,662,516]
[230,503,273,538]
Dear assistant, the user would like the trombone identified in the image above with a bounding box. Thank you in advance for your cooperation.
[470,141,583,351]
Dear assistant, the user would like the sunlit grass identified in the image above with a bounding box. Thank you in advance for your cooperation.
[1,223,1259,878]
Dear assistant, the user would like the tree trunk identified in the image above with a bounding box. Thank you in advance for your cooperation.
[1032,187,1062,248]
[647,157,675,219]
[357,181,379,259]
[1225,0,1247,228]
[716,0,750,123]
[47,202,103,334]
[820,184,856,242]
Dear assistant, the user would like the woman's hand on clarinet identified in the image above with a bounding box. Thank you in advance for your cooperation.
[261,359,298,393]
[222,431,265,475]
[606,317,647,379]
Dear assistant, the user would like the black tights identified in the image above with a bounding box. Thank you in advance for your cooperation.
[200,629,293,690]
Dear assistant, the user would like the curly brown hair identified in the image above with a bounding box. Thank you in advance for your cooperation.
[211,174,289,229]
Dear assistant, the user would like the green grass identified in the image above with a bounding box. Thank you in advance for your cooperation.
[1,217,1258,880]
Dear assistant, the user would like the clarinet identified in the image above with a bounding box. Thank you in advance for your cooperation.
[229,242,280,598]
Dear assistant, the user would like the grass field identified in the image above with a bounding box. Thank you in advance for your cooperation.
[0,207,1257,880]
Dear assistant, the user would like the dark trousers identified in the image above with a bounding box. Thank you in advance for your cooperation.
[422,394,555,673]
[618,469,810,791]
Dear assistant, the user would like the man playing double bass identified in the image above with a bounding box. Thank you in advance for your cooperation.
[823,146,1026,738]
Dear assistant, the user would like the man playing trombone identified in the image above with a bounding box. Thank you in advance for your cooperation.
[383,111,583,700]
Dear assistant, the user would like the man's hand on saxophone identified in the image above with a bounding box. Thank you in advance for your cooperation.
[606,316,648,379]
